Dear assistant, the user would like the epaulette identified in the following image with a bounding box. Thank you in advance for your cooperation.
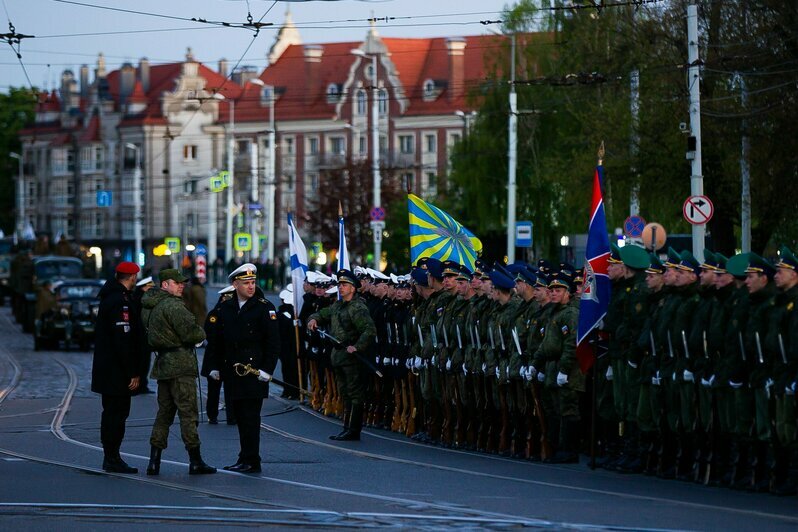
[259,298,268,304]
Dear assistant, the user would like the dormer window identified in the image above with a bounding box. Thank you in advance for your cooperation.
[261,86,275,105]
[366,64,375,80]
[423,79,436,98]
[356,89,366,115]
[326,83,342,103]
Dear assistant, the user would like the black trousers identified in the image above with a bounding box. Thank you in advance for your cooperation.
[101,394,131,454]
[232,397,264,464]
[279,351,300,397]
[206,378,237,422]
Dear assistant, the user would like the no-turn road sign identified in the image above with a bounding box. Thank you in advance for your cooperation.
[683,195,714,226]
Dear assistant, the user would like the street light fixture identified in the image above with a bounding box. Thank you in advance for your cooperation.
[351,48,382,270]
[124,143,144,269]
[213,92,236,265]
[9,152,23,237]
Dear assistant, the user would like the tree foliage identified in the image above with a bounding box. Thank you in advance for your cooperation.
[448,0,798,258]
[0,88,37,234]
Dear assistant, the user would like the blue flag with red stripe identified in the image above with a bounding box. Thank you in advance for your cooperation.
[576,165,611,373]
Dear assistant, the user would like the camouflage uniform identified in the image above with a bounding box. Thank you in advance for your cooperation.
[141,288,206,451]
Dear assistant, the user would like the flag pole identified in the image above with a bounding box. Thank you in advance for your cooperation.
[589,141,604,471]
[288,211,309,402]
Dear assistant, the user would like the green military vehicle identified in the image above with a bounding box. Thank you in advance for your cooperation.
[13,255,84,333]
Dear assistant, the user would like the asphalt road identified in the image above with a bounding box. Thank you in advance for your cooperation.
[0,290,796,531]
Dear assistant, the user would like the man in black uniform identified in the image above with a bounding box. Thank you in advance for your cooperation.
[91,261,142,473]
[208,264,280,473]
[201,285,235,424]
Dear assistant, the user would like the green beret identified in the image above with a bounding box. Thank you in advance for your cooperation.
[619,244,650,270]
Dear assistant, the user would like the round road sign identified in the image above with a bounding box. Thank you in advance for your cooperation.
[641,222,667,251]
[623,215,647,238]
[683,195,714,226]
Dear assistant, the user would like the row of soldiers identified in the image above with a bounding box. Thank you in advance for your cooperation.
[295,246,798,496]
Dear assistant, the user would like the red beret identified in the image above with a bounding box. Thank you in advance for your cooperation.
[115,261,141,274]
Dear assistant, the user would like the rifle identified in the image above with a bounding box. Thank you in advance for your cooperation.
[754,331,765,364]
[681,330,691,360]
[649,331,657,358]
[738,331,747,362]
[512,327,551,460]
[667,331,675,358]
[317,328,384,377]
[779,333,788,365]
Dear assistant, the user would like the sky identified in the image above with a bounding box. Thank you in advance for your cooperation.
[1,0,513,93]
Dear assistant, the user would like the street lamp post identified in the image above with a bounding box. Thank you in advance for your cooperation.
[9,152,23,237]
[352,48,382,270]
[264,85,276,264]
[213,93,235,264]
[507,33,517,264]
[125,143,144,269]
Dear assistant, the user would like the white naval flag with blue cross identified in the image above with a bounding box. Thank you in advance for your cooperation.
[287,213,309,316]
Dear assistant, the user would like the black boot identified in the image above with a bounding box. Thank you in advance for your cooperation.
[551,417,580,464]
[770,447,798,496]
[732,441,754,490]
[146,446,162,476]
[332,404,363,441]
[751,441,772,492]
[102,448,138,474]
[188,447,216,475]
[330,407,351,440]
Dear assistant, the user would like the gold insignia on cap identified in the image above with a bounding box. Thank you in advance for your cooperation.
[209,316,217,323]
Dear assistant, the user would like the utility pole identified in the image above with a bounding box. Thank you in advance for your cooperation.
[225,100,235,263]
[507,33,517,264]
[738,73,751,253]
[208,171,217,272]
[266,86,276,263]
[127,144,144,268]
[250,141,260,260]
[630,68,640,216]
[370,52,381,270]
[9,152,23,237]
[687,1,705,258]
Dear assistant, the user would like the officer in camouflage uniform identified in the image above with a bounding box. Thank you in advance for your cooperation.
[509,267,539,458]
[434,260,464,446]
[531,269,582,463]
[463,261,492,450]
[407,266,433,438]
[141,268,215,475]
[771,246,798,495]
[308,269,377,441]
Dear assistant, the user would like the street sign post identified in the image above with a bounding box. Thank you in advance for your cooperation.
[195,244,207,256]
[370,220,385,244]
[683,195,714,225]
[195,254,207,283]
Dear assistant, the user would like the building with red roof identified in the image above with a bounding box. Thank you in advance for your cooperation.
[16,13,547,269]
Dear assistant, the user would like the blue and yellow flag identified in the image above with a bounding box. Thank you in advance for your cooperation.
[408,194,482,270]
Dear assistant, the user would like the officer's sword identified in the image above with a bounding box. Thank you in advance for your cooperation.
[456,324,463,350]
[703,330,709,359]
[316,328,384,377]
[232,363,310,395]
[430,324,439,349]
[649,331,657,358]
[738,332,747,362]
[475,321,482,350]
[755,331,765,364]
[778,333,788,365]
[498,326,507,355]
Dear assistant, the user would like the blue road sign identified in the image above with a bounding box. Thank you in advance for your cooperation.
[96,191,112,207]
[623,215,647,238]
[515,221,533,248]
[195,244,207,256]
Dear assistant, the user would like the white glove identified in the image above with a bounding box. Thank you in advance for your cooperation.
[683,369,694,383]
[431,355,437,366]
[786,382,796,396]
[519,366,527,379]
[556,371,568,387]
[729,380,743,389]
[392,358,399,366]
[383,357,391,365]
[766,378,775,399]
[537,371,545,383]
[481,362,487,373]
[506,365,510,378]
[529,366,538,378]
[651,371,661,386]
[195,340,206,348]
[257,370,272,382]
[627,360,638,369]
[413,356,422,369]
[495,367,501,379]
[209,370,220,381]
[375,356,380,365]
[605,366,614,381]
[524,368,534,382]
[446,359,452,371]
[405,359,411,369]
[701,374,716,388]
[462,363,468,376]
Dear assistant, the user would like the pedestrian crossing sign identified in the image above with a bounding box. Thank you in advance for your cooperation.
[234,233,252,252]
[164,237,181,253]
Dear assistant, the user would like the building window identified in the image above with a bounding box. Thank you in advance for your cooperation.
[67,149,75,173]
[186,212,195,229]
[183,145,198,161]
[67,181,75,206]
[326,83,341,103]
[423,79,436,98]
[284,137,294,155]
[285,174,294,190]
[399,135,414,154]
[359,136,366,155]
[379,136,387,155]
[95,146,104,171]
[378,89,387,115]
[237,140,250,154]
[426,172,437,191]
[329,137,345,155]
[365,64,375,80]
[425,134,436,153]
[26,181,36,207]
[52,148,67,175]
[450,133,461,146]
[356,90,366,115]
[308,137,319,155]
[403,172,414,191]
[95,212,103,238]
[123,144,139,170]
[184,179,197,194]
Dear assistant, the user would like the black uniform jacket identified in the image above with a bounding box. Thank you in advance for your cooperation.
[91,280,141,395]
[208,295,280,399]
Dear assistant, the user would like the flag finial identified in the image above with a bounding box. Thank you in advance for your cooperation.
[597,141,605,166]
[338,201,343,217]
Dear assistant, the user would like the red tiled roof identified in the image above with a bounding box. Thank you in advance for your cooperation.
[78,114,101,143]
[37,90,61,113]
[128,80,147,103]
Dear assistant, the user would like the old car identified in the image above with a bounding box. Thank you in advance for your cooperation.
[16,256,84,333]
[34,279,105,351]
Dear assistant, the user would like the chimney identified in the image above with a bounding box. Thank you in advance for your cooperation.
[445,38,467,102]
[60,69,74,111]
[231,65,258,86]
[303,45,323,104]
[119,62,136,104]
[218,58,228,79]
[79,65,89,98]
[95,53,106,79]
[138,57,150,92]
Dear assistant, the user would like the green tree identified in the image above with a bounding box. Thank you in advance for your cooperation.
[0,88,37,234]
